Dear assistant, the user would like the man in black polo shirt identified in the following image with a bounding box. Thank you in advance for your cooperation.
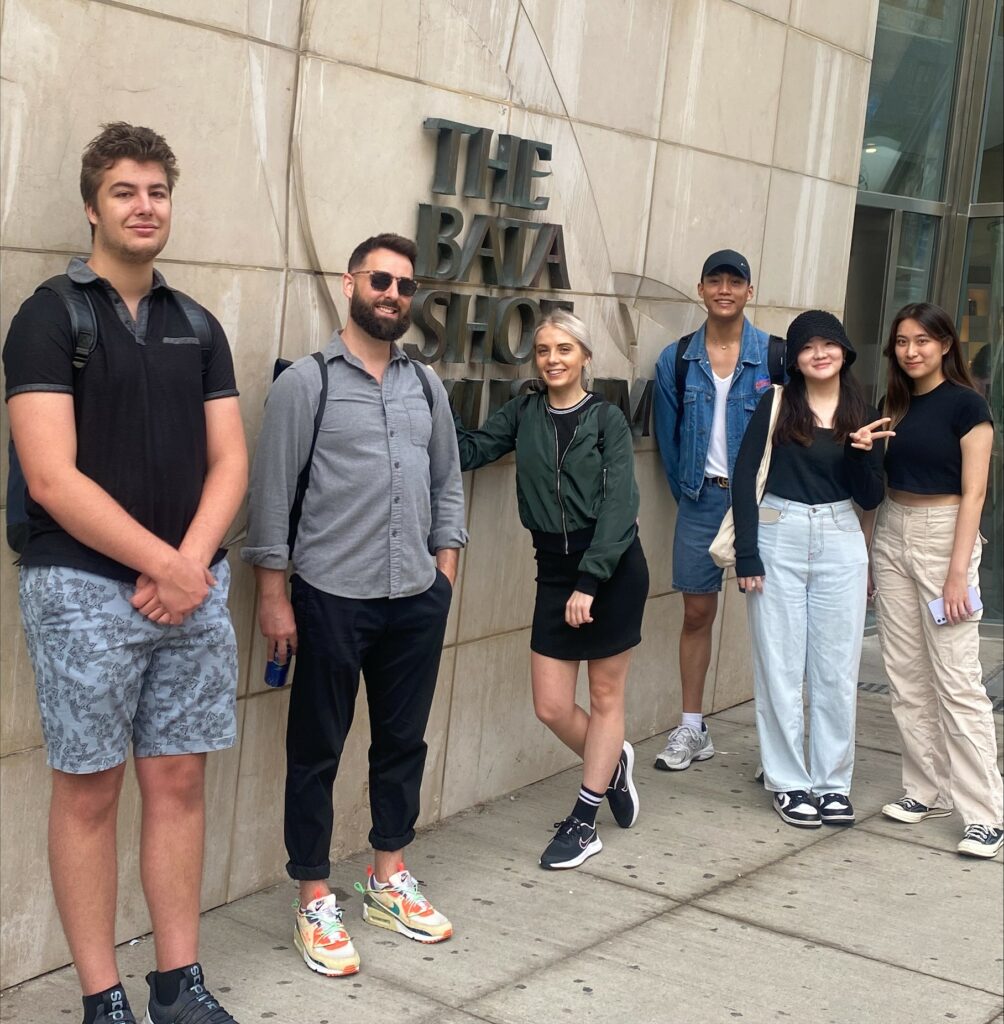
[3,123,247,1024]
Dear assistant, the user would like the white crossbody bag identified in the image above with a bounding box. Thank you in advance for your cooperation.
[709,385,783,569]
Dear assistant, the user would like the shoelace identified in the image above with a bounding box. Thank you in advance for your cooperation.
[552,816,590,836]
[165,986,235,1024]
[667,726,701,750]
[963,824,997,842]
[899,798,926,812]
[785,791,814,808]
[305,898,348,940]
[391,870,433,913]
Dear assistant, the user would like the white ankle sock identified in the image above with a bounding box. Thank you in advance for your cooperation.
[681,712,703,731]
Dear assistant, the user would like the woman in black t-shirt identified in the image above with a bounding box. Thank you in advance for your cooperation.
[733,310,887,830]
[872,302,1002,859]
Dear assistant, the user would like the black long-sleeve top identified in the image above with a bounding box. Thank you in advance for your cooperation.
[732,389,885,578]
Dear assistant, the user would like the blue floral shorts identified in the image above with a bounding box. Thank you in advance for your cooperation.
[18,561,238,774]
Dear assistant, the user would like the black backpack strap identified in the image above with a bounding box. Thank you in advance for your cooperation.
[595,399,609,453]
[172,290,213,374]
[673,332,695,446]
[287,352,328,554]
[36,275,98,371]
[409,358,434,411]
[767,334,786,384]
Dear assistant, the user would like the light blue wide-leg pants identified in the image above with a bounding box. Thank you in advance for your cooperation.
[746,494,868,795]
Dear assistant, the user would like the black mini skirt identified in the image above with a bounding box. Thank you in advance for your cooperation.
[530,534,649,661]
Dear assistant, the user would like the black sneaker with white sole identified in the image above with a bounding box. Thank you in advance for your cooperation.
[539,816,602,870]
[957,824,1004,859]
[89,990,137,1024]
[881,796,952,824]
[606,741,639,828]
[144,964,236,1024]
[773,790,822,828]
[816,792,855,825]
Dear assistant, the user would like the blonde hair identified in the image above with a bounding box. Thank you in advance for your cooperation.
[533,309,593,356]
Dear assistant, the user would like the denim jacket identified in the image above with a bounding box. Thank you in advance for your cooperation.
[654,318,775,502]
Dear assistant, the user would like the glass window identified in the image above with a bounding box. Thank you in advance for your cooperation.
[959,217,1003,623]
[891,211,939,309]
[975,5,1003,204]
[859,0,965,201]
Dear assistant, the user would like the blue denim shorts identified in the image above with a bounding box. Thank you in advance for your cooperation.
[672,480,731,594]
[18,561,238,774]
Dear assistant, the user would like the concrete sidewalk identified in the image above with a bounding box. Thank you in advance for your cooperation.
[1,692,1002,1024]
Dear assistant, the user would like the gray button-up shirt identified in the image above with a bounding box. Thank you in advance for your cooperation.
[241,332,467,599]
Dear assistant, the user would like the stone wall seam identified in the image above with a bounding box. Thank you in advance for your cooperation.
[87,0,298,52]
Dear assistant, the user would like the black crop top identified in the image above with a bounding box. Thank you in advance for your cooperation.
[884,380,992,495]
[732,389,885,578]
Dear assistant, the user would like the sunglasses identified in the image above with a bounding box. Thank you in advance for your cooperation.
[350,270,419,297]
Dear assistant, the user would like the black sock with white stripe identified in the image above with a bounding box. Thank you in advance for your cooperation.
[571,785,604,827]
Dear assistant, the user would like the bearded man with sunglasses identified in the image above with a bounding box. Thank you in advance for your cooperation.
[243,233,467,977]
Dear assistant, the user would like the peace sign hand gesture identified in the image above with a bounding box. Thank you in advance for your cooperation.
[850,417,896,451]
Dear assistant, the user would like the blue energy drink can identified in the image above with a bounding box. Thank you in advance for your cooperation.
[265,646,292,687]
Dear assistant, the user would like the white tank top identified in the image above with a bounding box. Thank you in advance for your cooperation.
[703,371,731,479]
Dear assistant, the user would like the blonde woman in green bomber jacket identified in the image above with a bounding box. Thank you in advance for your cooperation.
[456,311,650,871]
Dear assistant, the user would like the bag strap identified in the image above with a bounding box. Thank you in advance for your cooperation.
[754,385,784,503]
[287,352,328,554]
[173,289,213,374]
[767,334,785,384]
[36,276,98,370]
[672,332,696,446]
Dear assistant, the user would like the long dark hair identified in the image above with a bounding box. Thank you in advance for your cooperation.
[774,360,869,446]
[882,302,977,427]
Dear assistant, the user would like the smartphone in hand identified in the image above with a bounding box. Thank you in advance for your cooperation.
[928,586,983,625]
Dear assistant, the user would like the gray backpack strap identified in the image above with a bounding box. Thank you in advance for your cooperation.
[36,275,98,370]
[172,290,212,373]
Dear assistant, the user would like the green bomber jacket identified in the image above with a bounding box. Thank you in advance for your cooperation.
[455,391,640,588]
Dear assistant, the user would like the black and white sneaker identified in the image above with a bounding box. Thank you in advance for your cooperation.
[816,793,855,826]
[606,741,639,828]
[881,796,952,824]
[90,990,137,1024]
[957,824,1004,859]
[144,964,236,1024]
[773,790,821,828]
[539,816,602,870]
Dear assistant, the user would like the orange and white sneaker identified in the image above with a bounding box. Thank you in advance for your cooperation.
[293,893,361,976]
[354,865,453,943]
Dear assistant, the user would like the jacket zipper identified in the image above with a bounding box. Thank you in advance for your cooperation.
[552,415,578,555]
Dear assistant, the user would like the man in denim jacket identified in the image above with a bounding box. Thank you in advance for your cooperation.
[652,250,775,771]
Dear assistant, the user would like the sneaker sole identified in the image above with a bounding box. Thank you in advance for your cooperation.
[293,927,360,976]
[820,814,856,826]
[653,747,715,772]
[882,805,953,824]
[957,839,1004,859]
[773,802,821,829]
[610,742,639,828]
[540,834,603,870]
[361,900,453,943]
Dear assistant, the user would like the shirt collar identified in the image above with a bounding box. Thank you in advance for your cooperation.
[65,255,169,292]
[323,330,409,365]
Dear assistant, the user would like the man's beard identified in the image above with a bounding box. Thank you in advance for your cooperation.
[350,291,411,342]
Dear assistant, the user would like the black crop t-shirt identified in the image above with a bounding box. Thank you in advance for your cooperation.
[884,381,992,496]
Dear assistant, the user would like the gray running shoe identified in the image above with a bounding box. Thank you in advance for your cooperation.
[654,724,714,771]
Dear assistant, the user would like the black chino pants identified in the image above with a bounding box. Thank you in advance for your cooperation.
[284,571,452,881]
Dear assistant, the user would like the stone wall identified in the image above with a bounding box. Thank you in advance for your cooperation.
[0,0,879,987]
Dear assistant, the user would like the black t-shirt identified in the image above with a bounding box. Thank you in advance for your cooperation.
[732,389,885,578]
[3,266,239,582]
[547,391,598,463]
[884,380,992,495]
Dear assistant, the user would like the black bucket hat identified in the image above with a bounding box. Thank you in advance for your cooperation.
[785,310,856,373]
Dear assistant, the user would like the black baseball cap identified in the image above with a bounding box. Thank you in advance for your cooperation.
[701,249,751,282]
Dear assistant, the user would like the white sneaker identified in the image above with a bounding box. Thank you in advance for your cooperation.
[654,724,715,771]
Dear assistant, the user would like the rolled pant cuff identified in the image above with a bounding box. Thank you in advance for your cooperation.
[286,860,331,881]
[369,827,415,852]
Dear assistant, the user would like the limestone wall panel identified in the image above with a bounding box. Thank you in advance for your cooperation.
[773,30,872,186]
[661,0,787,165]
[0,0,295,267]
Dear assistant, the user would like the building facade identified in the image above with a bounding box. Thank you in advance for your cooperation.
[2,0,885,988]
